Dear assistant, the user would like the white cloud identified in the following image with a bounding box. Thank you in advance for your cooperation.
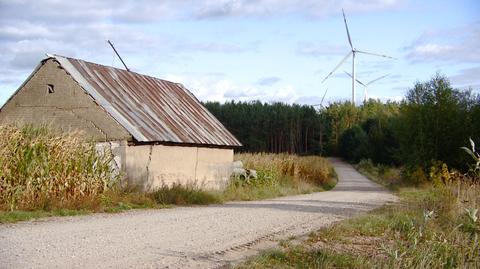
[406,21,480,63]
[256,76,281,86]
[193,0,405,19]
[0,0,406,24]
[451,66,480,90]
[164,73,302,103]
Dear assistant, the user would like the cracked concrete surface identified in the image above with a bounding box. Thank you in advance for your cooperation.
[0,158,397,269]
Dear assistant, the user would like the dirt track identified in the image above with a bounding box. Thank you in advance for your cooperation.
[0,158,396,268]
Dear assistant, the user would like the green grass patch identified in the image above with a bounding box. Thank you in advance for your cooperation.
[0,209,91,223]
[152,184,222,205]
[238,246,371,269]
[221,177,326,201]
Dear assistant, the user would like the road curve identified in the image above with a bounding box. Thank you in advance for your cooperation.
[0,158,396,269]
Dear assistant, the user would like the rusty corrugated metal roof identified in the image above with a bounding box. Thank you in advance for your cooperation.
[51,54,242,147]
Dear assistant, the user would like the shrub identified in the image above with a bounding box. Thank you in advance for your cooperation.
[0,125,116,211]
[401,165,428,185]
[356,159,401,188]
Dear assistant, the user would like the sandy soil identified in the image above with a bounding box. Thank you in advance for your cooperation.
[0,158,397,269]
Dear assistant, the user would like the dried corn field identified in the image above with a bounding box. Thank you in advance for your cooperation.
[0,126,116,211]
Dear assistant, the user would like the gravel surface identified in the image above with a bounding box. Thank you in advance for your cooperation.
[0,158,397,269]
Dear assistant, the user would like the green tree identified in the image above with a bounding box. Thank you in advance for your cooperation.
[339,125,370,162]
[397,74,472,169]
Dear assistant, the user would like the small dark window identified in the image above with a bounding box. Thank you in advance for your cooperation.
[47,84,54,94]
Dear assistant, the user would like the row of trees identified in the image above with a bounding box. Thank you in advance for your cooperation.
[204,74,480,172]
[204,101,321,154]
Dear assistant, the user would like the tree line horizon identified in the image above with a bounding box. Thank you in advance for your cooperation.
[204,74,480,174]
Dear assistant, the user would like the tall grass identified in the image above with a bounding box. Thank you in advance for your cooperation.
[0,125,116,211]
[238,153,334,186]
[356,159,402,190]
[223,153,336,201]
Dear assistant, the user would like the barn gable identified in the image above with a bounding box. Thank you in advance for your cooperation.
[0,58,131,141]
[1,55,242,148]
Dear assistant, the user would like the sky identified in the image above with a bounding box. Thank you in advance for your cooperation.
[0,0,479,106]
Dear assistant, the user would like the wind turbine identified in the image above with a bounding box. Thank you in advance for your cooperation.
[344,72,389,103]
[321,9,395,106]
[312,88,329,110]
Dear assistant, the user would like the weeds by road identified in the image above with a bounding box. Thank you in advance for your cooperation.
[238,161,480,269]
[223,153,336,201]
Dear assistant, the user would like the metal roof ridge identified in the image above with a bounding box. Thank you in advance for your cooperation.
[52,55,148,141]
[51,54,181,87]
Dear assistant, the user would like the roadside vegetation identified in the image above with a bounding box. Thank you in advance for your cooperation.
[224,153,336,201]
[238,156,479,268]
[236,75,479,268]
[0,126,335,223]
[355,159,402,190]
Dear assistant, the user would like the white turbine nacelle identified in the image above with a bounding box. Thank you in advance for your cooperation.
[320,9,395,106]
[344,71,389,103]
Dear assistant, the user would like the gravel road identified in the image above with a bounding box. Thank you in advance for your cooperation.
[0,158,396,269]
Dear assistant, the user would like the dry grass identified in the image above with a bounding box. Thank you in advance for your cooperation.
[0,125,116,211]
[223,153,336,201]
[237,153,334,186]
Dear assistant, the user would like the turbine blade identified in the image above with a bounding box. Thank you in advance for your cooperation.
[320,88,329,106]
[342,9,353,49]
[321,51,352,83]
[344,71,366,86]
[355,49,396,59]
[356,79,366,87]
[366,74,389,85]
[343,71,352,78]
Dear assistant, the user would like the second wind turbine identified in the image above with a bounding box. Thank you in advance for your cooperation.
[321,9,395,106]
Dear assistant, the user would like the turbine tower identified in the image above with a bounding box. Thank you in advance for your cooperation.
[321,9,395,106]
[344,72,389,103]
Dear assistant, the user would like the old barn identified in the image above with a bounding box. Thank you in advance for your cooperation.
[0,54,242,190]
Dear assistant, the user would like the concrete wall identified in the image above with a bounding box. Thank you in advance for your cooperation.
[0,59,130,141]
[123,144,233,191]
